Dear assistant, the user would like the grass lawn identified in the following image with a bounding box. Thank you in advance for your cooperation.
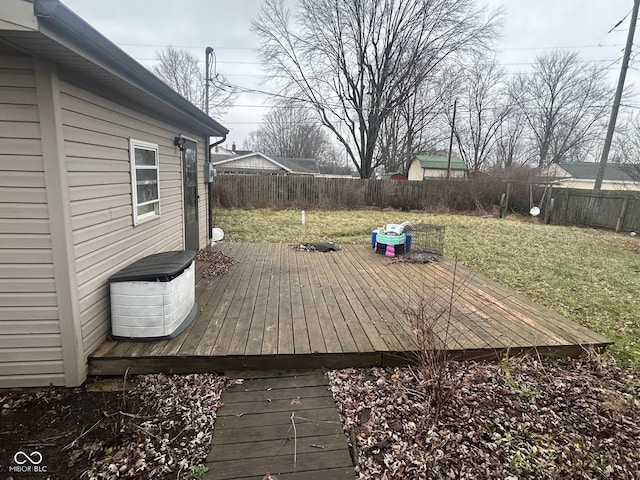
[212,208,640,368]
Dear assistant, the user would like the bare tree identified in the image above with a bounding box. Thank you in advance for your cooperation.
[152,46,235,118]
[252,0,501,178]
[378,71,454,174]
[511,51,611,169]
[243,102,332,160]
[494,107,527,168]
[611,112,640,182]
[452,55,511,172]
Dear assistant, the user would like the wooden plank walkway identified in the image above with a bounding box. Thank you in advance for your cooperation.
[88,243,611,375]
[206,370,354,480]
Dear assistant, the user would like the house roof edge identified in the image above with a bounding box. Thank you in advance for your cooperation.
[31,0,229,136]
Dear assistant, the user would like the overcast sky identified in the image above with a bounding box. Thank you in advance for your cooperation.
[62,0,638,149]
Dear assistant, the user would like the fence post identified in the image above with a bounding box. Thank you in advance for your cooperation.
[499,182,511,218]
[616,197,629,233]
[544,186,554,224]
[563,189,570,222]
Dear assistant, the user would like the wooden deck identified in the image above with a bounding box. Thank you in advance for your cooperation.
[88,243,611,375]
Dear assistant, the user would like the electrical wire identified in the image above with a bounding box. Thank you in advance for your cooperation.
[608,9,633,34]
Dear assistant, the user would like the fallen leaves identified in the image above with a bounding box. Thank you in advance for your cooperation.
[328,354,640,479]
[5,352,639,479]
[80,373,230,479]
[196,249,238,277]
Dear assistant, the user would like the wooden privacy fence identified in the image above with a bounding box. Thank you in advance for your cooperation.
[549,189,640,232]
[211,175,476,211]
[210,174,640,232]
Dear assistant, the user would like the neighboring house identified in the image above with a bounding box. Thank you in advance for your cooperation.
[407,155,468,180]
[379,172,407,180]
[0,0,228,388]
[277,157,320,175]
[211,152,320,175]
[211,142,252,156]
[539,162,640,191]
[211,145,236,155]
[317,164,359,179]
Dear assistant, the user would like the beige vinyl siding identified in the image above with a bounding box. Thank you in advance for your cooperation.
[407,160,423,181]
[426,168,466,179]
[0,56,63,388]
[59,82,207,357]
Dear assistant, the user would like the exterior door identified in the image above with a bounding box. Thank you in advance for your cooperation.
[182,139,199,251]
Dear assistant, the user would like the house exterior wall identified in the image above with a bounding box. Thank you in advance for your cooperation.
[407,159,466,180]
[541,164,569,179]
[0,56,64,388]
[552,179,640,191]
[407,159,423,181]
[540,163,640,191]
[217,155,283,172]
[425,168,466,179]
[0,55,210,388]
[59,81,208,361]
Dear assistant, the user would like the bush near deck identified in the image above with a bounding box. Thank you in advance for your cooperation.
[213,208,640,367]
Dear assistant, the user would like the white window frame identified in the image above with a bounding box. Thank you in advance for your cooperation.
[129,139,160,225]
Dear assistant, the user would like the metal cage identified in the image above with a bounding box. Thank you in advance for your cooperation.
[409,224,445,256]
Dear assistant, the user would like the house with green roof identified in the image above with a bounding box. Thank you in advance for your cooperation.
[407,155,468,181]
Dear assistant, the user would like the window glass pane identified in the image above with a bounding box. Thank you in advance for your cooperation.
[135,148,156,166]
[136,168,158,184]
[136,167,158,203]
[185,185,197,223]
[137,203,155,216]
[137,183,158,203]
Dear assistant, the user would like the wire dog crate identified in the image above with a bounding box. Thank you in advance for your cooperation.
[408,224,445,256]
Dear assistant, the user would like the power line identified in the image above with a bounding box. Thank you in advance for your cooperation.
[119,43,259,51]
[495,43,624,52]
[608,9,633,34]
[119,41,626,52]
[220,81,621,114]
[134,55,626,68]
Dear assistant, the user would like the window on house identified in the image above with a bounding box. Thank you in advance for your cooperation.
[130,139,160,225]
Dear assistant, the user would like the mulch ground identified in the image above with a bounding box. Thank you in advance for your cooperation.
[1,374,231,480]
[2,354,638,479]
[328,354,640,480]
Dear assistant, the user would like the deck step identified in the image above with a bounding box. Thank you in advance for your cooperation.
[206,370,355,480]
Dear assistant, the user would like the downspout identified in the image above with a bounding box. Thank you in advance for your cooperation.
[207,134,226,242]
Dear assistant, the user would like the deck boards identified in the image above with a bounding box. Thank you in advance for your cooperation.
[206,370,354,480]
[88,243,611,375]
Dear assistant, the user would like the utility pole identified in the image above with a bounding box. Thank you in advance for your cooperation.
[446,99,457,181]
[594,0,640,190]
[205,46,213,117]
